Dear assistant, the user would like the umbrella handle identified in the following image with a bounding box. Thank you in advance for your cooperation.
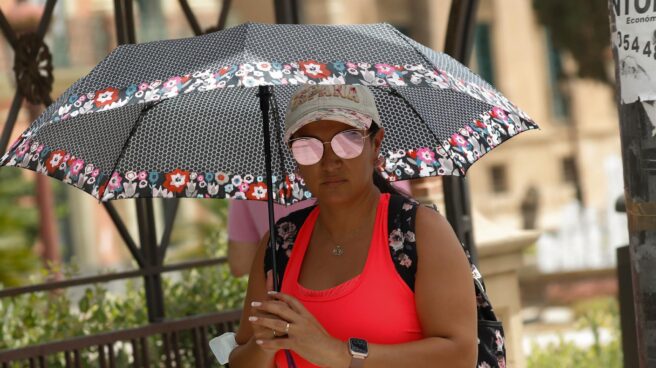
[257,85,281,292]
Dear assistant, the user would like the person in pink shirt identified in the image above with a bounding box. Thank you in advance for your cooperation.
[227,181,411,277]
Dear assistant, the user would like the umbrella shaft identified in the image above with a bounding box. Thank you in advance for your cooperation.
[258,85,280,292]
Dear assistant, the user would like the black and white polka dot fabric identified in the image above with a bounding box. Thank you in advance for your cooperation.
[0,23,539,204]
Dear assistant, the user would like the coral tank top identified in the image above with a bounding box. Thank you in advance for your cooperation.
[273,193,424,367]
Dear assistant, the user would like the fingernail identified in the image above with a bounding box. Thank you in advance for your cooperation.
[248,316,258,322]
[256,339,263,345]
[267,291,278,295]
[251,301,262,307]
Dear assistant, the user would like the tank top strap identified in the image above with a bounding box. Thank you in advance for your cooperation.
[280,206,320,294]
[367,193,392,265]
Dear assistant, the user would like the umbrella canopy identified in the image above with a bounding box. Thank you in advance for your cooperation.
[0,22,538,204]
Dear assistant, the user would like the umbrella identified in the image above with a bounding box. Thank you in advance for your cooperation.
[0,22,539,289]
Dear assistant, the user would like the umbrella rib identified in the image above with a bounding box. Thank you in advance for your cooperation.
[101,100,162,200]
[241,22,251,65]
[374,86,466,176]
[382,26,471,176]
[375,86,441,143]
[390,27,480,176]
[387,23,473,173]
[387,23,438,74]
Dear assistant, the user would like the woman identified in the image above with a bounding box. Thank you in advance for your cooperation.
[228,85,477,367]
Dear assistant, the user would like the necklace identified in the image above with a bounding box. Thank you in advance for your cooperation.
[320,214,374,257]
[319,224,346,256]
[317,194,380,256]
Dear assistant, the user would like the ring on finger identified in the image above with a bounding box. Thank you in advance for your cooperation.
[285,322,290,334]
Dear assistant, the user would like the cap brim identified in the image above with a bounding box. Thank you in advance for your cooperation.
[284,109,373,141]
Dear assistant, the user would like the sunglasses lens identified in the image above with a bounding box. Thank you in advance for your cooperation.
[332,130,365,159]
[291,138,323,165]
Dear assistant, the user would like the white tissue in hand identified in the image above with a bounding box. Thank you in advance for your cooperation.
[209,332,238,365]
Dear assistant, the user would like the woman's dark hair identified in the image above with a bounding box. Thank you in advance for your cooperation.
[369,123,409,198]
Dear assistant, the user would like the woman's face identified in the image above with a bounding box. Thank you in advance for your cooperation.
[291,120,384,205]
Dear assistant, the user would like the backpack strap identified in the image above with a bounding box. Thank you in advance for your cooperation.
[387,194,419,291]
[264,205,316,291]
[387,194,499,322]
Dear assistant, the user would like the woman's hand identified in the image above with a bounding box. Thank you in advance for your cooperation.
[248,291,350,368]
[246,271,283,345]
[248,300,285,345]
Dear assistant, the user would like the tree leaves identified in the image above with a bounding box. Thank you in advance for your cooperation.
[533,0,613,84]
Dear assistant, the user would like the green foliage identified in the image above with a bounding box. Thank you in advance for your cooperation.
[527,297,623,368]
[164,210,247,317]
[0,169,38,237]
[533,0,612,84]
[0,227,247,367]
[0,168,40,287]
[0,190,241,366]
[0,245,40,288]
[528,338,622,368]
[0,167,71,287]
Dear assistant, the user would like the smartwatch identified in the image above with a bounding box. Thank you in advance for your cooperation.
[348,337,368,367]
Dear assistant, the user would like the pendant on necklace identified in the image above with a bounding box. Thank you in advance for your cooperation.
[332,245,344,256]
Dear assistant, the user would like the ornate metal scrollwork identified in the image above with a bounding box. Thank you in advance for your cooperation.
[13,32,53,105]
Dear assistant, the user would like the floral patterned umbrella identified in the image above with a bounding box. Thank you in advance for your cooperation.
[0,22,538,206]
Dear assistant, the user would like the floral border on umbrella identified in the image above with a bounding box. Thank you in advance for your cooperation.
[378,107,540,180]
[1,106,538,204]
[0,138,311,204]
[41,60,533,131]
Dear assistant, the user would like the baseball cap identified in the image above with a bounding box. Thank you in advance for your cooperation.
[284,84,382,141]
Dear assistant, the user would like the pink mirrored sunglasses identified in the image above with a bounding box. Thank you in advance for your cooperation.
[288,129,372,166]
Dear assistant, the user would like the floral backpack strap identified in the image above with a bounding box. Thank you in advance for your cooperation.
[388,194,506,368]
[387,194,419,291]
[461,243,506,367]
[263,205,316,291]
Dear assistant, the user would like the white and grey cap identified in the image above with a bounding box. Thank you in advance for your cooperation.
[284,84,382,141]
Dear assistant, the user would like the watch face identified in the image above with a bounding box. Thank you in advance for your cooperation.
[349,338,368,355]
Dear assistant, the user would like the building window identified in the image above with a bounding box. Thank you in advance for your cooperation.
[546,29,570,119]
[561,156,577,184]
[474,23,495,85]
[490,164,508,193]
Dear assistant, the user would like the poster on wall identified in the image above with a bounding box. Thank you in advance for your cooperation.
[612,1,656,103]
[611,1,656,135]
